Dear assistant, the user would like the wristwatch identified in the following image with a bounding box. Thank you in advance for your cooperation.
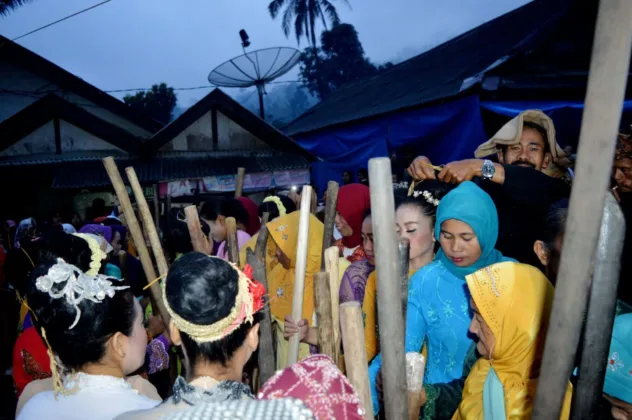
[481,160,496,180]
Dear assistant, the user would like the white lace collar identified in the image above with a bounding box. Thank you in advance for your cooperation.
[63,372,135,393]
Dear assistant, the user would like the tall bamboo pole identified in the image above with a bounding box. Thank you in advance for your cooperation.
[286,186,312,366]
[235,167,246,198]
[399,238,410,321]
[314,272,335,360]
[321,181,339,270]
[184,205,210,254]
[369,157,408,419]
[102,157,168,323]
[325,246,342,366]
[533,0,632,417]
[225,217,239,265]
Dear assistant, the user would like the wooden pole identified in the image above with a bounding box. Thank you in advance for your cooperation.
[572,195,625,419]
[533,0,632,417]
[325,246,342,367]
[153,183,160,230]
[165,194,172,237]
[254,213,270,262]
[126,168,170,279]
[340,301,374,420]
[406,353,426,420]
[246,248,276,385]
[321,181,339,270]
[286,185,312,366]
[398,238,410,322]
[102,157,168,323]
[235,167,246,198]
[314,272,335,360]
[225,217,240,265]
[184,205,210,254]
[369,157,408,419]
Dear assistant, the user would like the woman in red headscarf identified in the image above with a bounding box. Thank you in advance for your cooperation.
[334,184,371,263]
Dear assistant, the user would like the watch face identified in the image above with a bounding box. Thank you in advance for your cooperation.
[482,161,494,178]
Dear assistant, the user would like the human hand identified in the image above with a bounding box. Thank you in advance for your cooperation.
[408,156,437,181]
[283,316,309,341]
[438,159,482,184]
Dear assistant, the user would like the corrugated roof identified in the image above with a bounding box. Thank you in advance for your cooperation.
[284,0,573,136]
[51,152,311,188]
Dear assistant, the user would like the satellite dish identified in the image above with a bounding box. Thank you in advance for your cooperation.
[208,42,301,120]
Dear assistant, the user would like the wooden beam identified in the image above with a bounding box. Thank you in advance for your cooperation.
[533,0,632,417]
[53,117,61,154]
[211,108,218,151]
[369,157,408,419]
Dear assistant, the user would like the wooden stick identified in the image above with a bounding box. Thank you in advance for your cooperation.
[369,157,408,419]
[225,217,240,265]
[321,181,339,270]
[398,238,410,322]
[246,248,276,385]
[153,183,159,229]
[310,188,318,215]
[235,167,246,198]
[533,1,632,418]
[254,213,270,262]
[165,194,172,236]
[325,246,342,367]
[287,185,312,366]
[340,301,374,420]
[533,1,632,417]
[126,167,170,279]
[184,205,210,254]
[102,157,168,323]
[314,272,335,360]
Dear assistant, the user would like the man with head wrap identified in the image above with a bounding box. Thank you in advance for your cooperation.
[408,110,571,267]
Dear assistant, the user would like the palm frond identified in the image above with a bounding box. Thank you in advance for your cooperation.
[308,0,318,46]
[282,3,294,37]
[268,0,287,18]
[294,0,308,45]
[0,0,34,17]
[319,0,341,26]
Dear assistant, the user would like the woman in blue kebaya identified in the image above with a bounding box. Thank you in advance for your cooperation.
[369,181,514,418]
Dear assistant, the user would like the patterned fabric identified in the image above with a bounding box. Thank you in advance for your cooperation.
[368,260,474,415]
[603,313,632,404]
[334,239,368,263]
[454,262,572,420]
[160,398,314,420]
[145,335,170,375]
[336,184,371,250]
[12,327,52,397]
[258,354,365,420]
[169,376,254,405]
[339,259,374,304]
[267,212,324,369]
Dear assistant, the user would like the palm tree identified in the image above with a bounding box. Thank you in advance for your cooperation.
[268,0,350,47]
[0,0,34,16]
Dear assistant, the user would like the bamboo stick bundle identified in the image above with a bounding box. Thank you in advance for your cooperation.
[102,157,169,324]
[286,185,312,366]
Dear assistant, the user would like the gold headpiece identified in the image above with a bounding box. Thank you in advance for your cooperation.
[163,257,265,343]
[72,233,106,276]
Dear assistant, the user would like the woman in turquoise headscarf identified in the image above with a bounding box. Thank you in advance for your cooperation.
[602,312,632,419]
[368,181,514,418]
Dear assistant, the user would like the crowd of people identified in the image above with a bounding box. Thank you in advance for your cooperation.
[1,109,631,419]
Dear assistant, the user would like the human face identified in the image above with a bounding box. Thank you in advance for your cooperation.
[469,299,496,359]
[121,299,148,375]
[396,204,434,267]
[439,219,482,267]
[335,213,353,238]
[613,158,632,193]
[361,216,374,265]
[498,127,550,171]
[209,217,227,243]
[271,239,291,270]
[111,231,122,256]
[342,172,352,185]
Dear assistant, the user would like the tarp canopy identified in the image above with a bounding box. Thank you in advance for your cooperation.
[299,95,488,192]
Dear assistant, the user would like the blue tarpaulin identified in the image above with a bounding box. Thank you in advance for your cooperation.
[297,95,488,193]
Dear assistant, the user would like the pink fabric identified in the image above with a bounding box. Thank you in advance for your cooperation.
[217,230,252,260]
[258,354,365,420]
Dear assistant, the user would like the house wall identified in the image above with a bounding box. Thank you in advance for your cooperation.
[159,109,271,151]
[0,119,122,156]
[0,60,152,138]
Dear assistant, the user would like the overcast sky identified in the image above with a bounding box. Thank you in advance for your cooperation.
[1,0,530,106]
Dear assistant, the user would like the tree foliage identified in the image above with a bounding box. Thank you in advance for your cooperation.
[123,83,177,124]
[0,0,34,16]
[299,23,392,100]
[268,0,349,46]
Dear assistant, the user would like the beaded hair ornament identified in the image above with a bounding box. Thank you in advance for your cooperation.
[407,181,441,206]
[163,257,266,343]
[263,196,287,217]
[71,233,107,276]
[35,258,129,329]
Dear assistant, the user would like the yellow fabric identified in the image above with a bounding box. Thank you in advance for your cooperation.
[266,211,324,368]
[273,318,313,370]
[454,262,573,420]
[238,235,279,274]
[362,271,378,362]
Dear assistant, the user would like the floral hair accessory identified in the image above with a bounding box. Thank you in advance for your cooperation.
[71,233,106,276]
[413,190,440,206]
[35,258,129,329]
[163,257,266,343]
[263,196,287,217]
